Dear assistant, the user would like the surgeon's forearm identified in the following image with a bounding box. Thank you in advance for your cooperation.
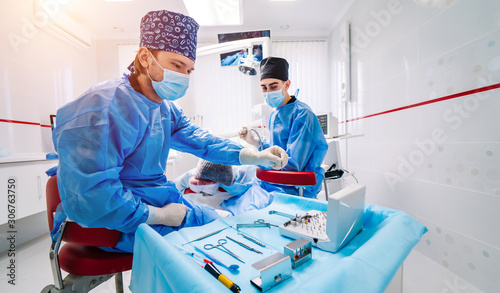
[171,125,243,165]
[58,174,149,233]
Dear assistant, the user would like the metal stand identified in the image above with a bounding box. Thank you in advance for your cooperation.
[43,220,125,293]
[297,186,304,197]
[41,274,115,293]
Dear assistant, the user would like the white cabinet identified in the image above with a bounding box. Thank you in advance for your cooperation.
[0,158,58,225]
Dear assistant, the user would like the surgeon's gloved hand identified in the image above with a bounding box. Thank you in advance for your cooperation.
[146,203,188,227]
[239,146,288,170]
[238,127,260,148]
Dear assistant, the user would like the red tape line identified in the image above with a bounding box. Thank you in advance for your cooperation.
[342,82,500,123]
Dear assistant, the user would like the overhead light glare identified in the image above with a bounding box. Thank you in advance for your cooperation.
[183,0,243,26]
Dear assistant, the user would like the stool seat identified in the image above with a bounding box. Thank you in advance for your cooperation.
[59,244,133,276]
[61,223,122,247]
[256,167,317,186]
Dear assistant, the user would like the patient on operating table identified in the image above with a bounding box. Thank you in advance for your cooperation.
[175,158,271,216]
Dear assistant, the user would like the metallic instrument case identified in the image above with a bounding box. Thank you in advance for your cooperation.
[250,252,292,291]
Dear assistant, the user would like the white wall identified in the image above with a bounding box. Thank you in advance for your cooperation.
[187,52,257,134]
[273,40,331,114]
[0,1,98,156]
[95,39,140,83]
[0,1,98,250]
[329,0,500,292]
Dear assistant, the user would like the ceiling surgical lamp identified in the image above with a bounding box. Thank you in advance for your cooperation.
[237,47,260,76]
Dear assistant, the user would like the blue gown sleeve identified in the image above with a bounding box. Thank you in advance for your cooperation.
[53,92,149,233]
[168,102,243,165]
[282,110,320,171]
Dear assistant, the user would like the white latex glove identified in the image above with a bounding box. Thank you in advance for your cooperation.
[238,127,259,148]
[239,146,288,170]
[146,203,188,227]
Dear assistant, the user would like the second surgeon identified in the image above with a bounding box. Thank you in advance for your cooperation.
[240,57,328,198]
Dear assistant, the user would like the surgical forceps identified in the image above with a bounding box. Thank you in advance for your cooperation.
[181,226,229,246]
[204,239,245,263]
[269,210,295,218]
[226,236,262,254]
[236,219,279,229]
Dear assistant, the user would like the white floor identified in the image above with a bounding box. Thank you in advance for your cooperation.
[0,233,132,293]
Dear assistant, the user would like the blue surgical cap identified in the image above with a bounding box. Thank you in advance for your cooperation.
[140,10,199,61]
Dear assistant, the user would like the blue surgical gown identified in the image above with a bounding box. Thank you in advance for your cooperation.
[52,75,243,252]
[259,99,328,198]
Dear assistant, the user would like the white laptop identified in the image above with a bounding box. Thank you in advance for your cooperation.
[279,184,366,252]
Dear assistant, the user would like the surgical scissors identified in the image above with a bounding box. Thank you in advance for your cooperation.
[236,219,279,229]
[204,239,245,263]
[254,219,279,227]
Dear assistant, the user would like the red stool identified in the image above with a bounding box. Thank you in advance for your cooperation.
[42,176,133,293]
[256,167,317,197]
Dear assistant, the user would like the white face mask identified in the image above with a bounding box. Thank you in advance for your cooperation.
[147,51,189,101]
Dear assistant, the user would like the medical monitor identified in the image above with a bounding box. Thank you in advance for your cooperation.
[316,112,338,138]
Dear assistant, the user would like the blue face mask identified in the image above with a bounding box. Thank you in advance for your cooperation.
[147,51,189,101]
[264,87,285,108]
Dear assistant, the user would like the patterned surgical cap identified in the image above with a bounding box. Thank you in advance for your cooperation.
[140,10,199,61]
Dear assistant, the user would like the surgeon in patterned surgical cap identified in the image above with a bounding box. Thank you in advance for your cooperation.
[50,10,288,253]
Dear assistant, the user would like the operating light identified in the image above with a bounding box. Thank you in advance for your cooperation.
[183,0,243,26]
